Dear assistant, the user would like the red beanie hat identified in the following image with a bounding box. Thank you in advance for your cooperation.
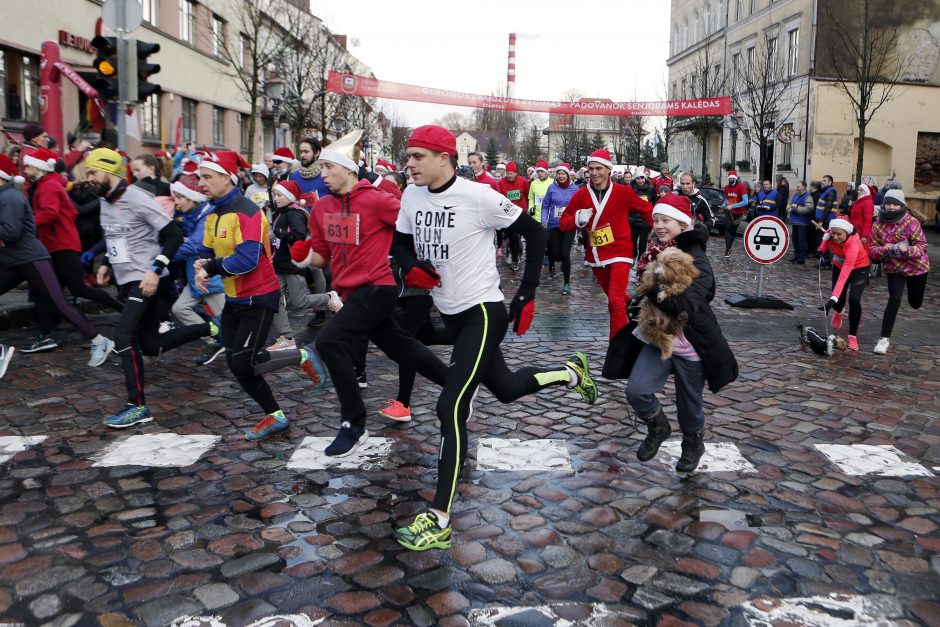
[273,180,302,204]
[653,193,694,226]
[407,125,457,157]
[586,149,612,169]
[505,161,518,173]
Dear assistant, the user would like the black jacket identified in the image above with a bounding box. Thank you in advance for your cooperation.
[270,203,309,275]
[69,182,102,251]
[0,182,51,268]
[603,223,739,393]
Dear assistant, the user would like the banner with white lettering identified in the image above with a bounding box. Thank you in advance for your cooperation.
[326,71,731,117]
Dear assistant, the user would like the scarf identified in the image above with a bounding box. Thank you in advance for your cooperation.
[635,237,676,281]
[297,161,322,180]
[879,207,907,224]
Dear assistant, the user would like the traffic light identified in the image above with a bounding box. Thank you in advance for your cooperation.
[134,40,162,102]
[91,36,119,101]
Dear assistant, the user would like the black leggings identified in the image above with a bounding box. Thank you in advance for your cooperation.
[548,228,575,283]
[831,266,869,335]
[315,285,449,430]
[116,280,208,405]
[721,214,739,253]
[631,225,651,264]
[432,301,571,513]
[0,259,98,339]
[50,250,123,311]
[396,294,452,407]
[496,230,520,263]
[881,273,928,338]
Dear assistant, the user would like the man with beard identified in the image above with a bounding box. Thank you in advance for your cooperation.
[289,137,329,203]
[85,149,220,428]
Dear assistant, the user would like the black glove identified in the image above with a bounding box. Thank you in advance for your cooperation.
[824,297,838,315]
[627,293,643,321]
[508,283,537,335]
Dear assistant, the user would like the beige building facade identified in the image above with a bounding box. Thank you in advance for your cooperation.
[668,0,940,218]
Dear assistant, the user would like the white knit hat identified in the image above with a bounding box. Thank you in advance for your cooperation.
[828,218,854,234]
[883,189,907,207]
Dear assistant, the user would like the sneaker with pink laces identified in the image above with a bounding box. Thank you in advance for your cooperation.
[268,335,296,351]
[831,311,843,330]
[847,335,859,351]
[378,400,411,422]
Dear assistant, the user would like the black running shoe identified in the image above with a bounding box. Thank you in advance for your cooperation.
[324,422,368,457]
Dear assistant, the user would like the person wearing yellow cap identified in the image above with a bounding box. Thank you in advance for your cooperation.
[85,148,221,429]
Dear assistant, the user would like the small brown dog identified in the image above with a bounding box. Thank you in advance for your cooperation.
[636,248,700,359]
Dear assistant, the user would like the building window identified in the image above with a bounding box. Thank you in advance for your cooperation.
[672,82,678,99]
[683,19,689,49]
[693,12,700,43]
[744,137,752,164]
[767,36,778,80]
[735,0,742,21]
[750,0,757,14]
[780,136,793,166]
[179,0,195,45]
[240,34,249,67]
[140,94,161,139]
[787,28,800,76]
[673,26,679,54]
[182,98,197,142]
[212,14,225,57]
[212,107,225,146]
[746,46,755,76]
[731,52,740,89]
[704,3,711,36]
[3,51,40,121]
[239,113,248,151]
[681,78,688,99]
[716,0,724,30]
[142,0,159,26]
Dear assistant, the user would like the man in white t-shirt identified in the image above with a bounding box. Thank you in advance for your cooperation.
[389,125,599,552]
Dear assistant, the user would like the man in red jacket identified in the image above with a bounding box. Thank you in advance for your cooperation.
[291,130,448,457]
[495,162,530,271]
[559,148,653,339]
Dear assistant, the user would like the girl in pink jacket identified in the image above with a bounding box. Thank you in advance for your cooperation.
[818,217,871,351]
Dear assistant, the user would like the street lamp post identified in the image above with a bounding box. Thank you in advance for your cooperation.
[265,71,284,150]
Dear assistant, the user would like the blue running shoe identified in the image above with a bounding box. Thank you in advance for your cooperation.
[301,342,331,389]
[104,404,152,429]
[244,413,289,440]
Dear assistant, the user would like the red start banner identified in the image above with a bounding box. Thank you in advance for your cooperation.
[326,71,731,117]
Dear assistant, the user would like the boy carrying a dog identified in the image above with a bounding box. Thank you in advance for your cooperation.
[614,193,738,472]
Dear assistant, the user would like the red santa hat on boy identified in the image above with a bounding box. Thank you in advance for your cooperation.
[273,180,303,205]
[22,148,58,173]
[374,159,391,175]
[199,150,250,184]
[535,160,549,173]
[652,193,694,226]
[170,173,208,203]
[727,170,739,181]
[271,147,295,163]
[586,149,612,169]
[0,154,24,185]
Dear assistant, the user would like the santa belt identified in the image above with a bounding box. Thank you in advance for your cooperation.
[585,256,634,268]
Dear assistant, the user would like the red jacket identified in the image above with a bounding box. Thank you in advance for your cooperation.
[651,175,674,193]
[308,179,398,297]
[30,173,81,253]
[848,194,873,243]
[496,176,530,211]
[475,171,499,191]
[819,231,871,299]
[559,182,653,266]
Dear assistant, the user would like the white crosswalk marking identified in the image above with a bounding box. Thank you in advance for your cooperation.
[657,440,757,473]
[170,614,319,627]
[468,603,622,625]
[740,593,904,625]
[287,436,392,470]
[475,438,572,471]
[0,436,47,464]
[814,444,933,477]
[92,434,221,467]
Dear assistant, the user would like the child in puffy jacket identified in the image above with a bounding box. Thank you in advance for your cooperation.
[818,217,871,351]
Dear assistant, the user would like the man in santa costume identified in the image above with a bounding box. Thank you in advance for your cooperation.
[270,147,296,182]
[559,148,653,339]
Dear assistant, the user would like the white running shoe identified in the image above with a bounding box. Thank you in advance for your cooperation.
[327,291,343,313]
[0,345,14,380]
[267,336,296,351]
[873,337,890,355]
[88,337,114,367]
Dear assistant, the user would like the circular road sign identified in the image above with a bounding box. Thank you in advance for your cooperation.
[102,0,143,34]
[743,216,789,264]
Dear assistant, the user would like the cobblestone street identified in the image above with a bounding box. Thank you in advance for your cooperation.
[1,233,939,626]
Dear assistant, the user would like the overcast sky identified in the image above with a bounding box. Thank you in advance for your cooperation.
[310,0,671,127]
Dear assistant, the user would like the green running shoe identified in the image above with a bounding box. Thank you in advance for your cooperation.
[394,511,452,551]
[566,351,598,405]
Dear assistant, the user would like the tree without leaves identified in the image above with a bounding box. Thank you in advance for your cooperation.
[672,43,727,180]
[731,31,805,180]
[819,0,909,186]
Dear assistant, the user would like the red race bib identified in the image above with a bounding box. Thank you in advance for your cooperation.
[323,213,360,245]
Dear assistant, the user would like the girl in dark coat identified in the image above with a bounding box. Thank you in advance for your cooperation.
[608,193,738,472]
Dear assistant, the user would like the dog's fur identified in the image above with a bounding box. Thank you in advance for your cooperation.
[636,247,700,360]
[797,323,848,356]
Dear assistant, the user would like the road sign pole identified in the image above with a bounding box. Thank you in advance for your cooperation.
[756,264,765,297]
[117,35,127,153]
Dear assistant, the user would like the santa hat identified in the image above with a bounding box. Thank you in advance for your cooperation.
[272,147,295,163]
[374,159,390,175]
[155,150,168,158]
[856,183,871,198]
[633,166,648,179]
[727,170,739,180]
[250,163,270,179]
[527,166,535,174]
[182,160,199,176]
[273,180,303,204]
[586,149,612,169]
[170,173,208,203]
[200,150,250,184]
[828,218,854,234]
[319,129,363,174]
[535,160,549,172]
[23,148,58,173]
[407,125,457,156]
[652,193,694,226]
[496,162,507,171]
[0,154,24,186]
[505,161,518,173]
[554,162,572,175]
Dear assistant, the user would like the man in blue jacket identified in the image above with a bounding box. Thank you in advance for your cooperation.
[288,137,329,203]
[813,174,839,268]
[755,179,778,217]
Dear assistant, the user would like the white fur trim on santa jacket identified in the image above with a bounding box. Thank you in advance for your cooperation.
[559,182,654,267]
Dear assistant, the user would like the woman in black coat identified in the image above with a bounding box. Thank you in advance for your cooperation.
[605,194,738,472]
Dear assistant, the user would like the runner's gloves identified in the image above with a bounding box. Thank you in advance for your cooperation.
[574,209,593,228]
[403,259,441,289]
[290,240,316,269]
[824,296,838,315]
[509,283,536,336]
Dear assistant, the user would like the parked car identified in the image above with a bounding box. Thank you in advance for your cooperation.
[697,186,729,235]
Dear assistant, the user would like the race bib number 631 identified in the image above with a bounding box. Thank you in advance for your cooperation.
[324,213,360,245]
